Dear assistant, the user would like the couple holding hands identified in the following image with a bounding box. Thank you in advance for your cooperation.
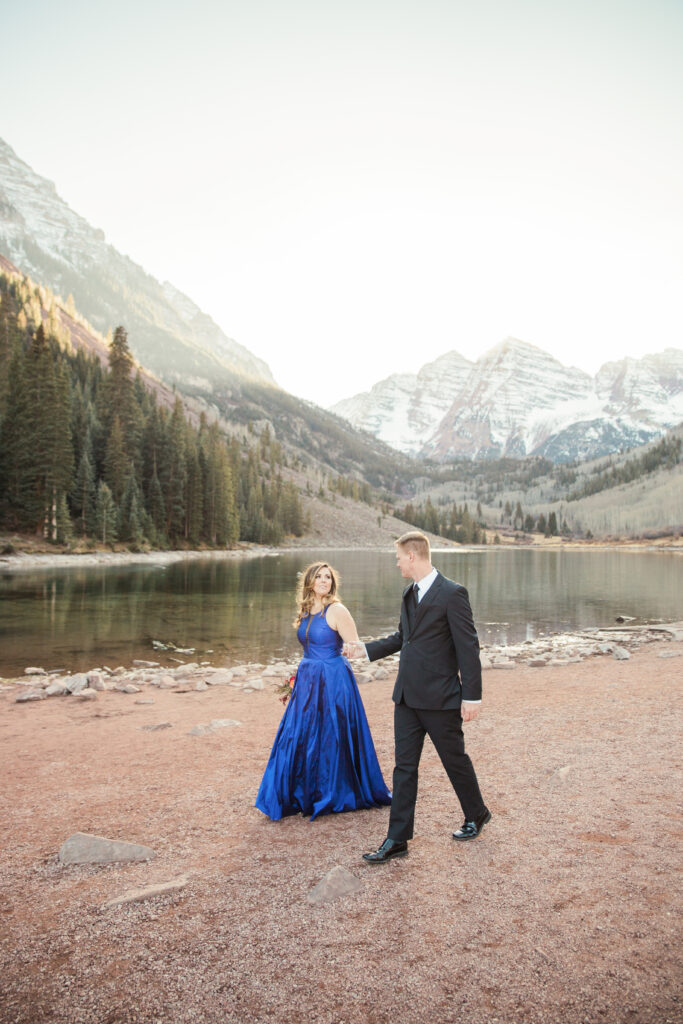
[255,531,491,862]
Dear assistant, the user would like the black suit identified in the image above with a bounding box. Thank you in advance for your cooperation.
[366,571,487,841]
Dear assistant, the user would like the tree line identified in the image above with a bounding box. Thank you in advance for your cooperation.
[0,274,305,548]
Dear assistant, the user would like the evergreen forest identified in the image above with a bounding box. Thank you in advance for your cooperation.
[0,273,305,548]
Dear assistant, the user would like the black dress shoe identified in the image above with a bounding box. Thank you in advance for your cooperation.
[452,808,492,841]
[362,838,409,863]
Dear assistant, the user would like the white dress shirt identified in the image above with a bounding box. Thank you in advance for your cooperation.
[413,567,481,705]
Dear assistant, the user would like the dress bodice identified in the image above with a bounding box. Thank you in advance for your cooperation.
[297,607,343,661]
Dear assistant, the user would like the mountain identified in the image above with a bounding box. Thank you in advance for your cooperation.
[332,337,683,463]
[332,351,473,455]
[0,137,273,387]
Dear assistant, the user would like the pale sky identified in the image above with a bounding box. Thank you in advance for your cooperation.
[1,0,681,404]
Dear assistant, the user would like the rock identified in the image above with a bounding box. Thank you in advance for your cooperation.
[16,689,47,702]
[528,659,548,667]
[194,680,209,692]
[230,665,248,677]
[372,667,390,680]
[612,646,630,660]
[597,643,614,654]
[45,681,68,696]
[58,832,156,865]
[262,665,285,678]
[247,678,265,691]
[111,667,127,676]
[24,666,46,676]
[479,657,492,669]
[205,669,233,686]
[116,683,141,694]
[490,662,515,670]
[157,676,177,689]
[65,673,89,694]
[548,658,571,666]
[77,688,98,701]
[86,672,107,691]
[658,650,682,658]
[556,766,571,781]
[132,660,160,668]
[355,673,373,683]
[141,722,172,731]
[172,663,199,678]
[188,719,242,737]
[135,699,155,705]
[615,615,636,623]
[102,875,189,909]
[307,866,363,905]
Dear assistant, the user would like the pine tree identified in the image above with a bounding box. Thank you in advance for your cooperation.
[95,480,118,544]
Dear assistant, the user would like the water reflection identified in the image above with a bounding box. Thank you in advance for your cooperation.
[0,549,680,675]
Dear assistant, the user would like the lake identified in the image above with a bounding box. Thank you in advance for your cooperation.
[0,548,680,676]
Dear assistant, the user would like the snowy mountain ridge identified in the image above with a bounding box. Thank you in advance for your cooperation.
[331,337,683,463]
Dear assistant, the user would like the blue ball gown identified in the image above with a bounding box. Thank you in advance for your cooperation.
[255,606,392,820]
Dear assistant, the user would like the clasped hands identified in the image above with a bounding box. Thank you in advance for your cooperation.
[343,641,368,660]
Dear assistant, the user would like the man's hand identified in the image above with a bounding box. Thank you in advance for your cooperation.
[343,641,368,660]
[462,701,481,723]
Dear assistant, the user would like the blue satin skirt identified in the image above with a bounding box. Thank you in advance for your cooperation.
[255,655,392,820]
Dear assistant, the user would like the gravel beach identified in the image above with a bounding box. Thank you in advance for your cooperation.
[0,629,681,1024]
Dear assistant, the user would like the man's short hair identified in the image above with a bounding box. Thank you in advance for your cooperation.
[396,530,430,561]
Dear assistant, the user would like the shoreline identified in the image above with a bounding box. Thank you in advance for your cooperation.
[5,621,682,702]
[1,537,681,573]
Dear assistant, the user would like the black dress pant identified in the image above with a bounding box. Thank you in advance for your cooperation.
[388,701,486,842]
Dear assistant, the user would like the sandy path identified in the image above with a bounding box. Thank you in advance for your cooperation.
[0,643,681,1024]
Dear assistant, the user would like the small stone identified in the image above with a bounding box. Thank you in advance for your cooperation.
[132,660,160,668]
[355,673,372,683]
[195,680,209,691]
[372,667,390,680]
[658,651,682,658]
[479,657,492,669]
[111,667,127,676]
[597,643,614,654]
[247,678,265,691]
[16,689,47,702]
[59,832,156,865]
[528,659,548,667]
[103,875,188,909]
[77,688,98,701]
[157,676,177,689]
[24,666,46,676]
[172,663,200,678]
[141,722,173,731]
[556,766,571,780]
[307,865,363,905]
[205,669,234,685]
[612,647,630,661]
[490,662,515,670]
[116,684,141,694]
[65,673,89,694]
[45,681,68,696]
[188,719,242,737]
[135,699,155,705]
[262,665,284,678]
[86,672,107,691]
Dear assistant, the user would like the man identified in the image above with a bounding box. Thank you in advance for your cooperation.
[346,530,490,863]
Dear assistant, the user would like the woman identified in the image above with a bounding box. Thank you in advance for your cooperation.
[255,562,391,820]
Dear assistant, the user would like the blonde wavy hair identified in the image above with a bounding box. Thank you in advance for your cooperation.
[294,562,341,628]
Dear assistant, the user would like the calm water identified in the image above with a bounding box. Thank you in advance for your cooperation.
[0,549,680,675]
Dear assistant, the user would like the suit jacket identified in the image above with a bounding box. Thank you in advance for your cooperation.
[366,571,482,709]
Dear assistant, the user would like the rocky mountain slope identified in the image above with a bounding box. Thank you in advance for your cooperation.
[0,139,412,491]
[333,337,683,463]
[0,137,273,388]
